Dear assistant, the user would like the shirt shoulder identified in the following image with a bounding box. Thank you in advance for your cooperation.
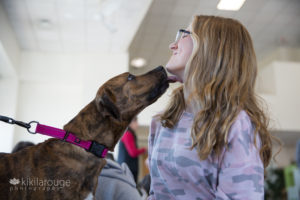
[227,110,255,144]
[149,111,193,135]
[149,115,161,135]
[222,110,262,164]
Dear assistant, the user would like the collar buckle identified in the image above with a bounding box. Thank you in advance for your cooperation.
[88,141,108,158]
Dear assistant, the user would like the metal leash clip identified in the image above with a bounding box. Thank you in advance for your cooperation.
[27,121,39,134]
[0,115,39,134]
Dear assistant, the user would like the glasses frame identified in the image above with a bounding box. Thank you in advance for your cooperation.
[175,29,191,43]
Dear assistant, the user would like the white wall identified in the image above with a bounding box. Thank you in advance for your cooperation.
[0,45,19,153]
[1,51,128,152]
[0,78,18,152]
[271,145,296,168]
[257,60,300,167]
[0,2,20,153]
[258,61,300,131]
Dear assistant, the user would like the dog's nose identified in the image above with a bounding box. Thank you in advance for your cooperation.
[153,66,164,72]
[147,66,167,79]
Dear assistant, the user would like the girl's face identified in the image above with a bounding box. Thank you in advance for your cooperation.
[166,28,193,83]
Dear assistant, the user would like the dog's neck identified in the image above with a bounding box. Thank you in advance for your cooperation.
[63,101,127,151]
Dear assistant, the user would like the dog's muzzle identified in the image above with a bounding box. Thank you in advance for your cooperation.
[147,66,169,102]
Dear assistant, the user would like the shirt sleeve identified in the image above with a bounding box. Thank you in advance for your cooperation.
[215,112,264,200]
[148,117,158,164]
[121,130,145,158]
[147,117,159,199]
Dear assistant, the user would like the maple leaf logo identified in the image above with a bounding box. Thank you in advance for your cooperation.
[9,178,20,185]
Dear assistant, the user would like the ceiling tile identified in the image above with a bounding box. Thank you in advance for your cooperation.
[39,41,62,52]
[198,0,219,9]
[2,0,152,53]
[35,30,60,41]
[240,0,267,12]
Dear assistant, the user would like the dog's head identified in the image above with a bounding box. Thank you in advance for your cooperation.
[95,66,169,123]
[64,66,170,149]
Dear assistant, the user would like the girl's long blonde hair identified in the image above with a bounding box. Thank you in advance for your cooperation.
[160,15,277,168]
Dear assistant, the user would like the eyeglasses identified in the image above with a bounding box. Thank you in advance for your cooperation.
[175,29,191,43]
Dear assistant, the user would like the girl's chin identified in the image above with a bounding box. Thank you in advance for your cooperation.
[165,66,184,83]
[166,64,179,73]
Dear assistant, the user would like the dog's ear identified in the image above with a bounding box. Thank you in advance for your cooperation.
[97,90,121,121]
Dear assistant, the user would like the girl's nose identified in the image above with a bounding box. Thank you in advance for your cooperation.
[169,41,178,50]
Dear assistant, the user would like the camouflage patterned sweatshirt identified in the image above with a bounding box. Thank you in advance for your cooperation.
[147,110,264,200]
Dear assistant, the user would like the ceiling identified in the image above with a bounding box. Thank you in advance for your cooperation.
[1,0,299,69]
[1,0,151,53]
[129,0,300,74]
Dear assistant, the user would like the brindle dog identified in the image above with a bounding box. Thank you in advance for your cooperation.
[0,66,169,200]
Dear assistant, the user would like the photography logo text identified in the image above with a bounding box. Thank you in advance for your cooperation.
[9,177,70,192]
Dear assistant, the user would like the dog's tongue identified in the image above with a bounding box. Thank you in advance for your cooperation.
[167,76,180,83]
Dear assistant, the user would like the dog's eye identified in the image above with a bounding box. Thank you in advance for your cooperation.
[127,74,135,81]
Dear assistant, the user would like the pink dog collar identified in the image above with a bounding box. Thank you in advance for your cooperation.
[35,124,108,158]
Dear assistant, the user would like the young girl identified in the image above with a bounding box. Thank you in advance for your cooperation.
[148,15,273,200]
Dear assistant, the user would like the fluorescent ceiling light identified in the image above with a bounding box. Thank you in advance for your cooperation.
[131,58,147,68]
[217,0,246,11]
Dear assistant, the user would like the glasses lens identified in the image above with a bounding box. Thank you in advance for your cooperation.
[175,29,191,43]
[175,31,180,43]
[175,31,182,43]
